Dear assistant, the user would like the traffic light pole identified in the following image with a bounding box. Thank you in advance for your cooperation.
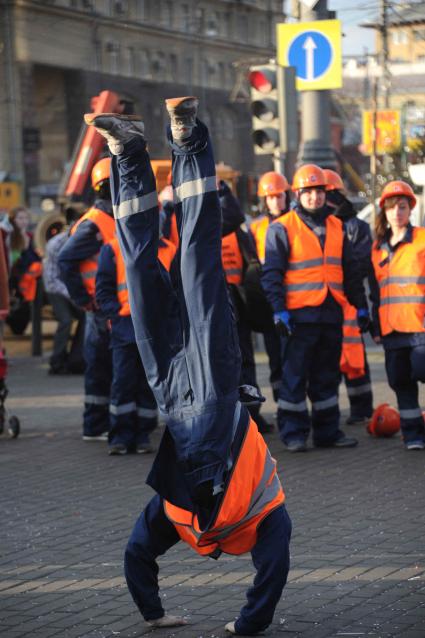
[276,65,298,180]
[297,0,337,169]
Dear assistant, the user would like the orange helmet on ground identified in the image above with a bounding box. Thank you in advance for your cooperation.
[292,164,327,191]
[323,169,345,192]
[367,404,400,437]
[379,180,416,209]
[257,171,289,197]
[91,157,111,190]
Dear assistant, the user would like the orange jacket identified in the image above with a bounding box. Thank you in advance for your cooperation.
[340,303,365,379]
[221,232,243,285]
[372,227,425,336]
[109,236,177,317]
[275,211,347,310]
[249,216,269,264]
[19,261,42,302]
[164,417,285,557]
[70,208,116,298]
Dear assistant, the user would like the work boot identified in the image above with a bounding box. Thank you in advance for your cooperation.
[165,96,199,143]
[147,615,187,628]
[84,113,145,155]
[108,443,127,455]
[346,415,370,426]
[225,621,265,635]
[285,439,307,453]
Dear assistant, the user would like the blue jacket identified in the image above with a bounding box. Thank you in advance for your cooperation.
[95,242,136,347]
[58,199,113,307]
[262,205,367,324]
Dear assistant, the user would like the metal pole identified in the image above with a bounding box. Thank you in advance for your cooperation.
[370,77,378,228]
[297,0,337,168]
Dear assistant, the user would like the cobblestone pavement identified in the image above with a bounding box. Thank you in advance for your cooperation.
[1,335,424,638]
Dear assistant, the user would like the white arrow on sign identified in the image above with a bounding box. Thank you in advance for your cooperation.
[301,0,320,9]
[303,36,317,81]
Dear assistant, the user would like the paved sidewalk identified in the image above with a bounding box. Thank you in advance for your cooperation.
[1,342,424,638]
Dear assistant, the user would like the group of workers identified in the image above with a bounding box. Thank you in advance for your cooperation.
[42,95,423,636]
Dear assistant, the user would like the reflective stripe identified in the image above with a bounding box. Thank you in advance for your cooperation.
[312,395,338,411]
[381,295,425,305]
[117,282,127,292]
[344,319,358,327]
[287,257,323,271]
[137,407,158,418]
[85,394,109,405]
[347,383,372,397]
[313,227,326,236]
[173,175,217,203]
[379,276,425,288]
[286,282,325,292]
[113,191,159,219]
[325,256,341,265]
[399,408,423,419]
[110,401,136,415]
[81,270,97,280]
[278,398,308,412]
[225,268,243,276]
[343,337,362,344]
[329,282,343,290]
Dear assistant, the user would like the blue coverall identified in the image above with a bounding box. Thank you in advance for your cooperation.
[262,205,367,446]
[110,121,291,634]
[95,242,158,450]
[58,199,113,438]
[370,224,425,444]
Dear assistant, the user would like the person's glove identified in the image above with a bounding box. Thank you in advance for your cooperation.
[357,308,371,334]
[273,310,293,337]
[82,298,99,312]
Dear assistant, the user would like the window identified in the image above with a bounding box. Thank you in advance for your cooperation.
[181,4,190,32]
[125,46,136,76]
[169,53,178,79]
[184,57,194,85]
[413,28,425,42]
[139,49,150,78]
[392,29,408,45]
[163,0,173,28]
[105,41,120,75]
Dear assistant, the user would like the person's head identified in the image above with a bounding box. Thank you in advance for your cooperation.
[323,169,346,209]
[9,206,31,232]
[257,171,290,217]
[292,164,327,213]
[375,180,416,242]
[91,157,111,201]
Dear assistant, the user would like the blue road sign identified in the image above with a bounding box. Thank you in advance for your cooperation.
[288,31,333,82]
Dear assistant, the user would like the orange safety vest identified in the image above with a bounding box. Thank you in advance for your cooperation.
[340,303,365,379]
[221,232,243,285]
[71,208,116,298]
[249,216,270,264]
[371,227,425,336]
[275,211,347,310]
[164,417,285,557]
[109,236,177,317]
[19,261,42,302]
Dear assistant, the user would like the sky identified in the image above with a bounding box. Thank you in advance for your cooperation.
[328,0,377,56]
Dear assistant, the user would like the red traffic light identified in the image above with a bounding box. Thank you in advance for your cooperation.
[249,70,274,93]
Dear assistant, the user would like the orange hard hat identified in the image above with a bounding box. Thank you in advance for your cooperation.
[367,403,400,437]
[323,169,345,192]
[292,164,327,191]
[379,180,416,209]
[257,171,289,197]
[91,157,111,190]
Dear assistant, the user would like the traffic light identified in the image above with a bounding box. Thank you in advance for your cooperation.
[249,64,280,155]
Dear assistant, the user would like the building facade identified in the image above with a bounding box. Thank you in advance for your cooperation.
[0,0,285,203]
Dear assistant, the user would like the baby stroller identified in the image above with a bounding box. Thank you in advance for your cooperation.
[0,349,20,438]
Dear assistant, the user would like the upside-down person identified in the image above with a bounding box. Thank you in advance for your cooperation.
[85,97,292,636]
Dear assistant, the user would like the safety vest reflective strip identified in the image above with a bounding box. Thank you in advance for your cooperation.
[109,236,176,317]
[340,303,365,380]
[18,261,42,302]
[221,232,243,285]
[371,227,425,336]
[249,216,269,264]
[164,417,285,557]
[71,208,116,298]
[275,211,347,310]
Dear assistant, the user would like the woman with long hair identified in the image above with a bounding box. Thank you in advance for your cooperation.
[371,180,425,450]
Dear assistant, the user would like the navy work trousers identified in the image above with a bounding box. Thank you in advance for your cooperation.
[385,345,425,443]
[111,123,241,501]
[343,350,373,420]
[124,494,291,635]
[109,343,157,448]
[278,323,344,446]
[263,328,282,402]
[83,311,112,437]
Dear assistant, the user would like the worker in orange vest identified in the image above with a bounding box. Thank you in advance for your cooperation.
[262,164,369,452]
[85,97,291,635]
[96,234,176,455]
[370,180,425,450]
[249,172,290,402]
[59,158,115,441]
[323,169,374,425]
